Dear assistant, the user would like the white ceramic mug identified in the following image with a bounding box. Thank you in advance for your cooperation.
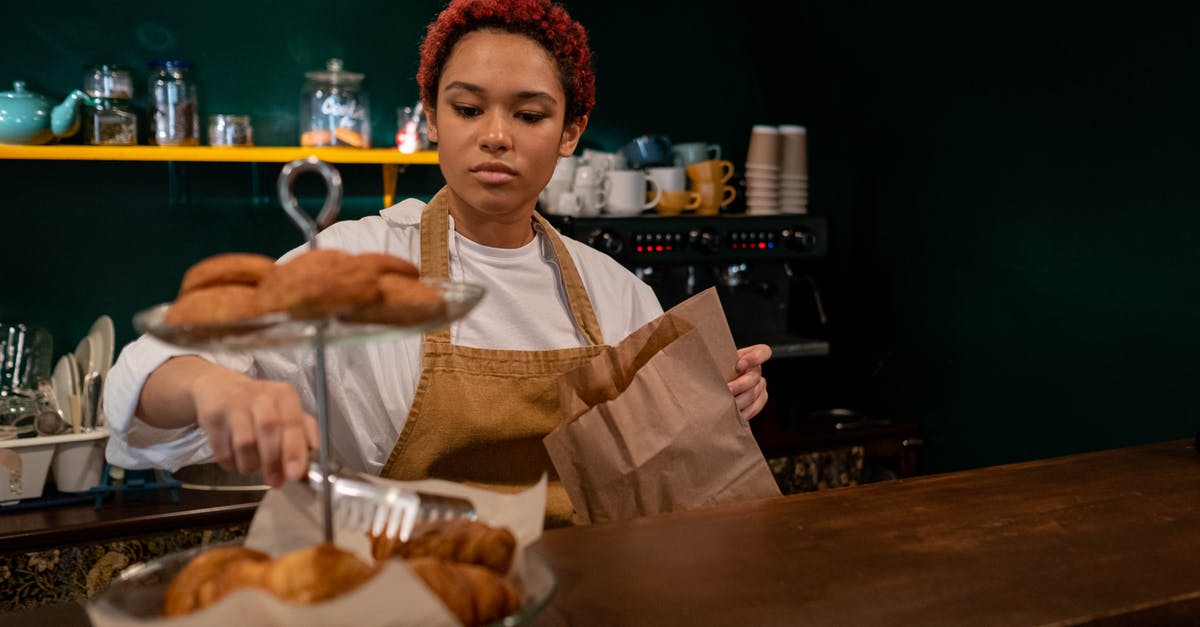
[606,170,661,216]
[581,148,626,172]
[572,164,605,189]
[555,190,584,216]
[551,155,578,182]
[579,185,607,216]
[538,180,573,213]
[646,166,688,192]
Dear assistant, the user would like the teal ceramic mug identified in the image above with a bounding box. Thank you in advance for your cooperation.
[672,142,721,166]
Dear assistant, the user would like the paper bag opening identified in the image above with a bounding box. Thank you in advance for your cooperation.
[545,288,781,525]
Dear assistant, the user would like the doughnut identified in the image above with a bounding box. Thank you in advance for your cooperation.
[344,274,446,326]
[164,285,260,325]
[179,253,276,296]
[255,249,379,319]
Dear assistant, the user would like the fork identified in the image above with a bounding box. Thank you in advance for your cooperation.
[307,462,477,542]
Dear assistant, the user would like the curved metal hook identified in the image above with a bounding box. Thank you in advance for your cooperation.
[277,157,344,248]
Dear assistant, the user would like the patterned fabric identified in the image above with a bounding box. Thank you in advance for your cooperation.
[0,523,248,612]
[768,446,865,494]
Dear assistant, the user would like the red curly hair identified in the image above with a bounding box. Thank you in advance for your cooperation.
[417,0,596,124]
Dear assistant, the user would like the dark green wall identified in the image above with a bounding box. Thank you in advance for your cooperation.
[3,1,1198,473]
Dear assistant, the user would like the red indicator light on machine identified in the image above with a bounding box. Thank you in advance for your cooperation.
[758,242,767,249]
[655,245,664,252]
[636,246,644,252]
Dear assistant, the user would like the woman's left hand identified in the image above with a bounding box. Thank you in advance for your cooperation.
[729,344,772,420]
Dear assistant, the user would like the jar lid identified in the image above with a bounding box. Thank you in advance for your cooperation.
[209,114,251,123]
[149,60,194,69]
[304,58,364,85]
[83,64,133,98]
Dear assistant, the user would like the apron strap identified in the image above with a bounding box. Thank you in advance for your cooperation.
[418,189,605,346]
[532,212,605,345]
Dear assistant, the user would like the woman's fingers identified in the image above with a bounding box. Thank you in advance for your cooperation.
[202,414,235,471]
[741,378,768,420]
[274,385,317,481]
[734,377,768,417]
[730,343,771,420]
[227,408,260,474]
[192,374,315,483]
[728,367,762,396]
[252,393,284,485]
[735,344,772,372]
[280,421,311,483]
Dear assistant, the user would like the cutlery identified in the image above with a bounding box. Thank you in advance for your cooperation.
[306,461,476,542]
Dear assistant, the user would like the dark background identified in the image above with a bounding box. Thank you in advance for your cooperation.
[2,2,1197,473]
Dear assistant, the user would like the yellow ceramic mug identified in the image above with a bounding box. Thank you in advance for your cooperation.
[656,190,702,216]
[691,181,737,215]
[685,159,735,184]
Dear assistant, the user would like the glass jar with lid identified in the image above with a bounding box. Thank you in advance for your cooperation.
[300,58,370,148]
[148,60,199,146]
[81,65,137,145]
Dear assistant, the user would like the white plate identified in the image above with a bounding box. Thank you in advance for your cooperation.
[51,355,76,428]
[73,335,96,380]
[88,315,116,376]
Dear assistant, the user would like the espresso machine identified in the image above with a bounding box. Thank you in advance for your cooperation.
[546,213,829,352]
[545,212,921,489]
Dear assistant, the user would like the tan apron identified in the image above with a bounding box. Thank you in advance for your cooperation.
[379,190,605,527]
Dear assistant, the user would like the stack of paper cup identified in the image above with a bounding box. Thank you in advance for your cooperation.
[743,124,809,214]
[778,125,807,214]
[744,125,780,214]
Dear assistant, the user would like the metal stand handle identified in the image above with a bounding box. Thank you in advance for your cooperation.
[277,157,344,543]
[278,157,344,249]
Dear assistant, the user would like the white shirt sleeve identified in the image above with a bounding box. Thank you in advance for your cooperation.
[103,336,253,471]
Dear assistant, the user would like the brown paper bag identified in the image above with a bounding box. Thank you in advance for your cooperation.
[544,288,781,524]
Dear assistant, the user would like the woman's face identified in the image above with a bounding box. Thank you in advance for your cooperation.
[428,30,585,224]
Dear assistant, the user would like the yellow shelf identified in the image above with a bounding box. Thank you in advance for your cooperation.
[0,144,438,165]
[0,145,440,207]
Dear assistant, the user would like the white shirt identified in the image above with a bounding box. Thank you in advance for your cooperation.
[103,198,663,475]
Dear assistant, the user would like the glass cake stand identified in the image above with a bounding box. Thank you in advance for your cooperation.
[132,158,484,543]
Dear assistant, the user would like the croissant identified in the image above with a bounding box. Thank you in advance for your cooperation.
[263,544,376,605]
[406,557,521,626]
[163,546,270,617]
[370,519,517,574]
[164,544,374,616]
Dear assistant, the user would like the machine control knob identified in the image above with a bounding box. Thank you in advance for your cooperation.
[785,226,818,252]
[586,229,625,257]
[691,227,721,254]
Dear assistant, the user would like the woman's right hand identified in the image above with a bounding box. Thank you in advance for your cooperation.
[189,370,320,486]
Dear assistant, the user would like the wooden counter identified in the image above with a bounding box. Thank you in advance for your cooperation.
[0,489,262,553]
[6,439,1200,625]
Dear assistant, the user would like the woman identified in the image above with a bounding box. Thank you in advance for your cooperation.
[105,0,771,526]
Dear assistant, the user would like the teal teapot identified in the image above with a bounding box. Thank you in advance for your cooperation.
[0,81,93,145]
